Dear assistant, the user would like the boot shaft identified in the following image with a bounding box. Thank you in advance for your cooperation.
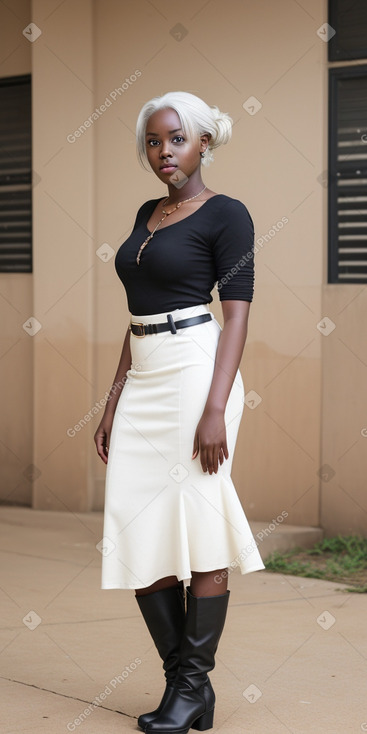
[175,586,230,690]
[136,584,186,681]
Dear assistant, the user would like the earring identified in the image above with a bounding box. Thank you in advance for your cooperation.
[200,150,206,158]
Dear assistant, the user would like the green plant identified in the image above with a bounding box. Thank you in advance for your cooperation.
[264,535,367,592]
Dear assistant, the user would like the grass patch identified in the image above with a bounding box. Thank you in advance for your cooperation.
[264,534,367,592]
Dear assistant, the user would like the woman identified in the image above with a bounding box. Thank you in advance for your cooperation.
[94,90,265,734]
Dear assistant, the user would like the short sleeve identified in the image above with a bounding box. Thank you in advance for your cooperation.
[211,198,255,302]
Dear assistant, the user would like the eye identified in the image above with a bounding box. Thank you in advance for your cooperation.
[146,135,185,147]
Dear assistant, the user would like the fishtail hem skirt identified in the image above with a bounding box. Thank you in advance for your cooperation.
[101,303,265,590]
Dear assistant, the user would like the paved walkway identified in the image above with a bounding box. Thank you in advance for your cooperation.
[0,507,365,733]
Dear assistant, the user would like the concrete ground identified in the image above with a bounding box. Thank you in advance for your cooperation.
[0,507,365,734]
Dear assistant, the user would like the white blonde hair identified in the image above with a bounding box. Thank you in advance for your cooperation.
[136,91,233,171]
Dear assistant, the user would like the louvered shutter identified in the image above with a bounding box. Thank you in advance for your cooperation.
[0,74,32,273]
[328,66,367,283]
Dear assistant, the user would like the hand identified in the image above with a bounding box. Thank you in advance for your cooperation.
[94,413,114,464]
[191,406,229,475]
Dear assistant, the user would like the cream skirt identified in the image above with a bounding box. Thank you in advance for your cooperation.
[101,303,265,590]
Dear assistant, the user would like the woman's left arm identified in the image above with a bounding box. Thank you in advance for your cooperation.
[192,300,250,475]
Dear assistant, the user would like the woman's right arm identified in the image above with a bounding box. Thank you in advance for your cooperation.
[94,325,132,464]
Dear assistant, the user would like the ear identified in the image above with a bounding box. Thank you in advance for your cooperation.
[200,132,211,152]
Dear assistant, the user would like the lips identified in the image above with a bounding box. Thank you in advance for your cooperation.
[159,164,177,171]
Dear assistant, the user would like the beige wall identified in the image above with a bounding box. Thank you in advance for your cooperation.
[0,1,32,506]
[1,0,366,535]
[321,286,367,535]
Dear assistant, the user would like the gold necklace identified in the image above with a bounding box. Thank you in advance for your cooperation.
[136,185,207,265]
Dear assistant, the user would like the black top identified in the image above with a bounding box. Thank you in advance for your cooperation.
[115,194,255,316]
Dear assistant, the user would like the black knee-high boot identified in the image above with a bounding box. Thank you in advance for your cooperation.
[135,584,186,730]
[145,586,230,734]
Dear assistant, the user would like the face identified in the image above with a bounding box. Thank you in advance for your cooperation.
[145,108,209,183]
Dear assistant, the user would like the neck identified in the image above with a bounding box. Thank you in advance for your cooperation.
[165,171,206,204]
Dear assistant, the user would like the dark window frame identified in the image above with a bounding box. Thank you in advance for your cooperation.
[328,64,367,284]
[0,73,32,273]
[328,0,367,62]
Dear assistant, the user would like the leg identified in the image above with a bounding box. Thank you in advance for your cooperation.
[145,581,230,733]
[135,577,186,730]
[135,575,180,596]
[190,568,228,597]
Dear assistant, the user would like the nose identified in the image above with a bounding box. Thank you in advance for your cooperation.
[160,139,172,159]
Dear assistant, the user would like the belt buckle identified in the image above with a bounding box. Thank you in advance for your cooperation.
[130,321,145,338]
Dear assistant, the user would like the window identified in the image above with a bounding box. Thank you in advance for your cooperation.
[328,66,367,283]
[328,0,367,284]
[328,0,367,62]
[0,74,32,273]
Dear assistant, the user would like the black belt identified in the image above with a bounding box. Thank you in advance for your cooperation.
[129,312,212,337]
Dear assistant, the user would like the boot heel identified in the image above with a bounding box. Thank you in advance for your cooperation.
[192,708,214,731]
